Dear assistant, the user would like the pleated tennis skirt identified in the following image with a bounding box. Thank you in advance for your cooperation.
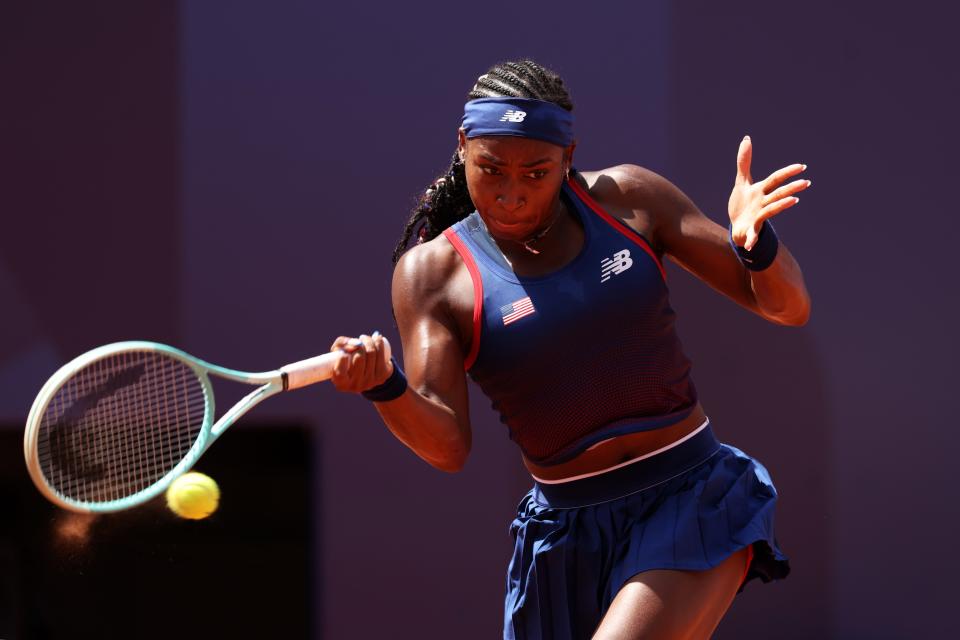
[503,422,790,640]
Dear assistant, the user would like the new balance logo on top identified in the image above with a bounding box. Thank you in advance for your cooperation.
[500,110,527,123]
[601,249,633,282]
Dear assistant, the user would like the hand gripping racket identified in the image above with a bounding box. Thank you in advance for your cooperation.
[24,340,387,513]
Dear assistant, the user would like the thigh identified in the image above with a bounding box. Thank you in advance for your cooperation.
[591,546,751,640]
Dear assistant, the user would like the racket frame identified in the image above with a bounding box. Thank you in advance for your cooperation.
[24,341,285,514]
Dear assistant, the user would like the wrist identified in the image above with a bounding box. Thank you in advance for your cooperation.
[361,357,408,402]
[730,220,779,271]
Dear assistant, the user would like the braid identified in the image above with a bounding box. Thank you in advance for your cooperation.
[392,59,574,264]
[470,60,574,111]
[391,150,472,264]
[502,61,549,96]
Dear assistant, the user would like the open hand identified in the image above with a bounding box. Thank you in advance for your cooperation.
[728,136,811,250]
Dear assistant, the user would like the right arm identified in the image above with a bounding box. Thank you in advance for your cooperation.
[329,238,473,472]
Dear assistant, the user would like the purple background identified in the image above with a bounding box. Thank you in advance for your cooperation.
[2,1,958,637]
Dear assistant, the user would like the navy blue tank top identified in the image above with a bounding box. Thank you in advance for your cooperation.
[443,177,698,466]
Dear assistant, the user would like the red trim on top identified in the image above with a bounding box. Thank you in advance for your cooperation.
[443,228,483,371]
[567,178,667,282]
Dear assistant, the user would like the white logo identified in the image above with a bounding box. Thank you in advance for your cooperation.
[601,249,633,282]
[500,110,527,123]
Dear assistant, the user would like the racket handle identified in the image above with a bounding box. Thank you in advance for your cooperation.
[280,336,393,391]
[280,333,393,391]
[280,351,342,390]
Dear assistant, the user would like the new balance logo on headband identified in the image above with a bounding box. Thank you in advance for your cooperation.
[500,110,527,123]
[601,249,633,282]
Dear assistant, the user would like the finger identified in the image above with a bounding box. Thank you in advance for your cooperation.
[330,336,364,353]
[736,135,753,184]
[762,163,807,194]
[359,333,377,356]
[359,333,380,384]
[745,226,758,251]
[371,331,389,384]
[333,348,349,379]
[731,229,746,248]
[756,196,800,224]
[348,335,371,382]
[370,332,384,383]
[346,352,366,387]
[331,336,363,390]
[762,178,811,207]
[731,220,753,249]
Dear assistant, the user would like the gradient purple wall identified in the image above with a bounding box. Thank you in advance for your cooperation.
[3,1,958,637]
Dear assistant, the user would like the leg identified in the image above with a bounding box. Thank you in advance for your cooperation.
[591,547,751,640]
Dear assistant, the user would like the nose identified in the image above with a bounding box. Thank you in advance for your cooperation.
[497,196,524,212]
[496,184,526,212]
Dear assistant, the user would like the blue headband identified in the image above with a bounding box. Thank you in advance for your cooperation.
[461,97,575,147]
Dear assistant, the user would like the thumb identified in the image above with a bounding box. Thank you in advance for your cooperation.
[373,332,394,373]
[378,334,393,363]
[736,135,753,184]
[744,224,759,251]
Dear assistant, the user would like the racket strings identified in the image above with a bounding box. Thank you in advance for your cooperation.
[36,351,209,504]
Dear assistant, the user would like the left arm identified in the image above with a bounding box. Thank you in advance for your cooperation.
[610,138,811,326]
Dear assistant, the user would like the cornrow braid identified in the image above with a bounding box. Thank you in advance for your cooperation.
[471,59,574,111]
[392,59,574,264]
[502,61,550,96]
[391,150,473,264]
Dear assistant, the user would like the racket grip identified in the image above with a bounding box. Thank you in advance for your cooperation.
[280,351,343,390]
[279,337,392,390]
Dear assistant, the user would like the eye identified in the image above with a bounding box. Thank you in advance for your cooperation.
[526,170,549,180]
[481,166,501,176]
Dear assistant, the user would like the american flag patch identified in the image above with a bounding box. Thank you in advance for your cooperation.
[501,296,536,325]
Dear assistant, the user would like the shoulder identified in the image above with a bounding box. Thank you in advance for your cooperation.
[575,165,697,250]
[392,232,464,303]
[392,229,475,355]
[577,164,690,212]
[393,234,463,292]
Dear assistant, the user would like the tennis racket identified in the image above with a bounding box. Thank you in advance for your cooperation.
[24,339,387,513]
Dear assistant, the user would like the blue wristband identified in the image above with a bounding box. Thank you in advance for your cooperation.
[730,220,779,271]
[361,357,408,402]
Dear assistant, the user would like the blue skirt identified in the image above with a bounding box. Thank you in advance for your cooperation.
[503,423,789,640]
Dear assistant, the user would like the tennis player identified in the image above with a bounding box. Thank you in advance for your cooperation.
[330,59,810,639]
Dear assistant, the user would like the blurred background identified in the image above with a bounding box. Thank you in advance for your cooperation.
[1,0,956,637]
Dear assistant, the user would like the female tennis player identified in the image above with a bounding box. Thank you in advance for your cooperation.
[329,59,810,639]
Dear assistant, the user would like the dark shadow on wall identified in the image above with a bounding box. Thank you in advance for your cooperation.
[0,424,315,639]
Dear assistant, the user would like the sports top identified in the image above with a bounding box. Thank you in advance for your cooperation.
[442,176,698,466]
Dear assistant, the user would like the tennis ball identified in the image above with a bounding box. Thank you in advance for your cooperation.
[166,471,220,520]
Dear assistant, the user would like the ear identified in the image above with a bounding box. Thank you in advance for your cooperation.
[564,141,577,175]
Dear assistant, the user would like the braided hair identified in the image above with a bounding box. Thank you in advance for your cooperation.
[391,60,575,264]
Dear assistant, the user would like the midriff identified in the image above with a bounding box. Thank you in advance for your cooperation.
[522,403,708,482]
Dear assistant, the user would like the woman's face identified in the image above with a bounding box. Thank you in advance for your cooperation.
[458,130,574,242]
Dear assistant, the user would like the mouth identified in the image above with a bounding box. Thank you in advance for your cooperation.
[491,217,533,230]
[485,216,539,239]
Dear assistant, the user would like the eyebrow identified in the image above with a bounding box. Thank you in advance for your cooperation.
[478,153,556,168]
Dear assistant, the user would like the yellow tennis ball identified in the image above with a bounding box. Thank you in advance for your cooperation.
[166,471,220,520]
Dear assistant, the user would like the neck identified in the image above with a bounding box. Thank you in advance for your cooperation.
[513,198,566,256]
